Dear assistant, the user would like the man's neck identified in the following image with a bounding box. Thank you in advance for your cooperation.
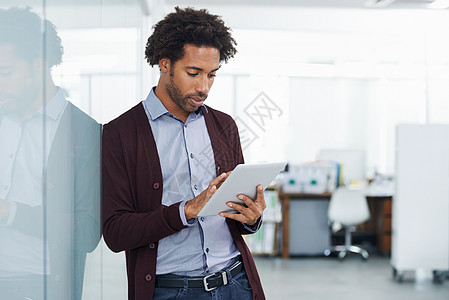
[154,84,189,122]
[20,80,58,121]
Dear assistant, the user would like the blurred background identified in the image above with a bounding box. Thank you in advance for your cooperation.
[1,0,448,299]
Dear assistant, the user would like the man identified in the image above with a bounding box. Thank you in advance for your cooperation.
[102,7,266,300]
[0,7,101,300]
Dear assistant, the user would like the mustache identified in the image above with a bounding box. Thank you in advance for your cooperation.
[186,92,208,101]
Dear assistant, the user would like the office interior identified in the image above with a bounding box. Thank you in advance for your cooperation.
[1,0,449,299]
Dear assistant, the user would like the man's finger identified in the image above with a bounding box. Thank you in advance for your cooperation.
[215,171,231,189]
[209,172,227,188]
[235,194,258,211]
[206,185,217,199]
[227,201,258,220]
[254,185,265,204]
[220,209,258,226]
[219,211,247,223]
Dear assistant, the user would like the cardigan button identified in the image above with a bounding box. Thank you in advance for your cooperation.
[145,274,152,282]
[153,183,160,189]
[149,243,156,249]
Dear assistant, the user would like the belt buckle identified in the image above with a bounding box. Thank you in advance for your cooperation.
[203,271,228,292]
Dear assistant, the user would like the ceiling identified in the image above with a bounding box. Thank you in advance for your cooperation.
[165,0,444,9]
[1,0,445,9]
[0,0,131,7]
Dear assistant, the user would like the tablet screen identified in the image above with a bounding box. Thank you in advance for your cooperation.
[197,162,286,217]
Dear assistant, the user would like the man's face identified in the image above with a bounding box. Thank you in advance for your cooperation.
[0,44,40,114]
[165,44,220,114]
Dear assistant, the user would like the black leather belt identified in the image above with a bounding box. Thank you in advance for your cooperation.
[155,260,243,292]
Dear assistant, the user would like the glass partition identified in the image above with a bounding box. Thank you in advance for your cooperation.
[0,1,145,299]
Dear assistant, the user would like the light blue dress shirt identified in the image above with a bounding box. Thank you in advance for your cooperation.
[142,88,241,276]
[0,88,67,276]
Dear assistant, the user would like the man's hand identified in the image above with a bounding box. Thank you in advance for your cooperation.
[184,172,230,220]
[219,184,266,226]
[0,199,10,220]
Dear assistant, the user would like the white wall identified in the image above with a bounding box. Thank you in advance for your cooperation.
[166,4,449,174]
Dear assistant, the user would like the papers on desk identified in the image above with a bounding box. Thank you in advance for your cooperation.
[281,161,340,194]
[364,178,395,197]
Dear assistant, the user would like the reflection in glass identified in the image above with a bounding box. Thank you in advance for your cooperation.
[0,7,101,300]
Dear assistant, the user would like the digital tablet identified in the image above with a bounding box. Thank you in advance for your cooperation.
[197,162,286,217]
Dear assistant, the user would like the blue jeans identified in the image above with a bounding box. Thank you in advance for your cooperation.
[153,269,253,300]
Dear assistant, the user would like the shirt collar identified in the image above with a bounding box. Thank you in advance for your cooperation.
[37,87,68,121]
[144,87,207,121]
[199,105,209,114]
[144,87,169,121]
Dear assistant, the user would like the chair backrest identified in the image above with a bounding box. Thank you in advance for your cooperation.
[328,187,370,226]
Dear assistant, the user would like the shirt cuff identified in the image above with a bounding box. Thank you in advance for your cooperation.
[0,201,17,227]
[242,215,263,233]
[179,200,195,227]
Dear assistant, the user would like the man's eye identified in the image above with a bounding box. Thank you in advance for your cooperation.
[209,74,216,78]
[187,72,198,77]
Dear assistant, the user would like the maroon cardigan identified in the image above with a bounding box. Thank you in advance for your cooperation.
[102,103,265,300]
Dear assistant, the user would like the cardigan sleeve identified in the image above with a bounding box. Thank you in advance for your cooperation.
[102,122,186,252]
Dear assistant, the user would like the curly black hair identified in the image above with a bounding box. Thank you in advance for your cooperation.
[145,7,237,66]
[0,6,63,67]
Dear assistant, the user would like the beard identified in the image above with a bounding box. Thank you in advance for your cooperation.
[165,69,208,114]
[0,77,39,116]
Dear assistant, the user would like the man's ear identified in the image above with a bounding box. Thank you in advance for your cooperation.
[159,58,170,73]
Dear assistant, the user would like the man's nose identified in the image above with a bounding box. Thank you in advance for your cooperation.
[195,76,210,95]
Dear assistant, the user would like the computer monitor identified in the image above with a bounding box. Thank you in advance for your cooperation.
[316,149,366,184]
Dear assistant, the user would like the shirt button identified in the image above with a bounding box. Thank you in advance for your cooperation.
[149,243,156,249]
[184,124,187,128]
[200,217,205,222]
[145,274,152,282]
[190,153,194,159]
[206,248,210,253]
[193,185,198,190]
[153,183,160,189]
